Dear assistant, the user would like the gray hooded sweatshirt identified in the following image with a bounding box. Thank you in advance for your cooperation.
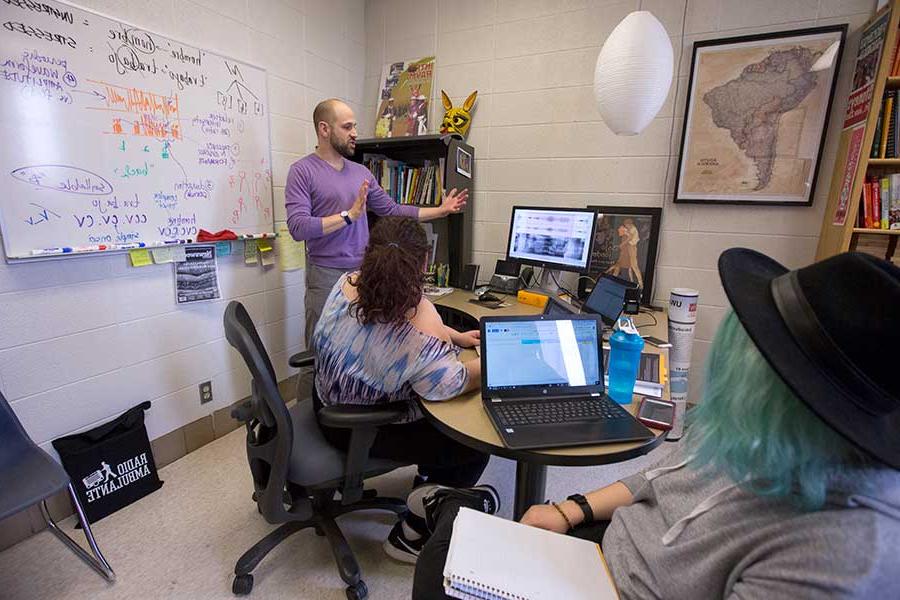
[603,443,900,599]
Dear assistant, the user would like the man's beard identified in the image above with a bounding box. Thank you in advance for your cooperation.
[330,133,355,158]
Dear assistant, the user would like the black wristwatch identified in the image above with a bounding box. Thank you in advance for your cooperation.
[340,210,353,226]
[567,493,594,524]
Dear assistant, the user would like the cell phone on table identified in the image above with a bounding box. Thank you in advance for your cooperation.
[637,397,676,431]
[642,335,672,348]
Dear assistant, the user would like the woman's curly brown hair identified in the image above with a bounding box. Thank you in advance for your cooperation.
[349,217,430,325]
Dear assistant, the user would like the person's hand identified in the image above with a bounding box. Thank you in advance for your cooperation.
[520,503,571,534]
[456,330,480,348]
[349,180,368,221]
[440,187,468,216]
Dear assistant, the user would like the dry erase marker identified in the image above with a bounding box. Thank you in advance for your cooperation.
[73,245,106,252]
[32,247,72,255]
[116,242,147,249]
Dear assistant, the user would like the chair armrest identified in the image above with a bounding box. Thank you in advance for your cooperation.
[289,350,315,369]
[318,404,407,429]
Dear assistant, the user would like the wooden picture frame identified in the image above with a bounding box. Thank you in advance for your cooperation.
[674,25,847,206]
[580,206,662,306]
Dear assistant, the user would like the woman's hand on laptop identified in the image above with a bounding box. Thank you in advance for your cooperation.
[449,328,480,349]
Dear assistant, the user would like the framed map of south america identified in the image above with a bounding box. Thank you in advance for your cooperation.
[674,25,847,206]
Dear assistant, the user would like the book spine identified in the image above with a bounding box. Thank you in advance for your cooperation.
[862,182,872,228]
[873,180,882,228]
[886,92,897,158]
[892,174,900,230]
[881,177,891,229]
[871,99,885,158]
[880,95,893,158]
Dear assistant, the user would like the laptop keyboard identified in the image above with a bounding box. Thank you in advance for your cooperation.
[493,396,630,427]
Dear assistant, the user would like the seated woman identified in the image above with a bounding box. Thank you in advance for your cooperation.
[312,216,489,563]
[412,248,900,599]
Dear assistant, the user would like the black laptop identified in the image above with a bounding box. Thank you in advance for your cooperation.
[480,314,654,450]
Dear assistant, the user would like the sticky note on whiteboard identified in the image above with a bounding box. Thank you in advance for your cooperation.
[244,239,258,264]
[215,241,232,256]
[129,249,153,267]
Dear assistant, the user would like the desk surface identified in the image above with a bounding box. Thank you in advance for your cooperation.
[426,289,669,466]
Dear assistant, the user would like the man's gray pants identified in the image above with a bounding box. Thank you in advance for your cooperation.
[299,263,350,399]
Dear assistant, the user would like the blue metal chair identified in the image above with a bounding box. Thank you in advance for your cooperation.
[0,390,114,582]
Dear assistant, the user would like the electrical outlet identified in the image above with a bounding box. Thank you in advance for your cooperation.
[199,381,213,405]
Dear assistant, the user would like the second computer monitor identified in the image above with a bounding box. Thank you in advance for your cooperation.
[506,206,597,273]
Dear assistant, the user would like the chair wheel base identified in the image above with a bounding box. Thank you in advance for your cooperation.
[346,580,367,600]
[233,574,254,596]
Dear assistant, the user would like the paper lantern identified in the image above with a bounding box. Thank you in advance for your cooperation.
[594,11,673,136]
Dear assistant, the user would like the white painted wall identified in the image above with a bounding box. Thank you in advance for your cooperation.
[363,0,876,400]
[1,0,365,454]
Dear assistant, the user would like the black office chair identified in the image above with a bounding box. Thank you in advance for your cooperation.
[0,390,115,582]
[223,301,409,600]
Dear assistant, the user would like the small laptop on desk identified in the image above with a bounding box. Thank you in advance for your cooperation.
[479,315,654,450]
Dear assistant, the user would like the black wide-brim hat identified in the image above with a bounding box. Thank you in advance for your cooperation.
[718,249,900,469]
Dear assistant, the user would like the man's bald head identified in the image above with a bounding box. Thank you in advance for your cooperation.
[313,98,358,158]
[313,98,345,131]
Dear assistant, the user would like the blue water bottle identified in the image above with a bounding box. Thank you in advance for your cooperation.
[608,316,645,404]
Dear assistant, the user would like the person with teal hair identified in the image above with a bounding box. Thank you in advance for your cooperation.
[410,248,900,599]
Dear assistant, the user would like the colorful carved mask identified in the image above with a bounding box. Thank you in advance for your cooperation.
[440,90,477,137]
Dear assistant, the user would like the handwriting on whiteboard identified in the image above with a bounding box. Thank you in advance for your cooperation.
[11,165,113,195]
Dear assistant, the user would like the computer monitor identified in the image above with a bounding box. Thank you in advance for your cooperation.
[506,207,597,273]
[582,273,636,326]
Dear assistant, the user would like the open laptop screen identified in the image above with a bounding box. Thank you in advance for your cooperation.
[483,318,602,392]
[582,274,633,326]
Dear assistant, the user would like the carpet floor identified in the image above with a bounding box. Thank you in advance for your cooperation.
[0,426,676,599]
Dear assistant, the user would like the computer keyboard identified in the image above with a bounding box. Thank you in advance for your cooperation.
[493,397,629,427]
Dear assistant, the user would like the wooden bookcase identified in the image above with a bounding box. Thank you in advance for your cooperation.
[817,1,900,262]
[351,134,475,288]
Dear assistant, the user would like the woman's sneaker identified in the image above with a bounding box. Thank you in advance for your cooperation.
[383,519,428,564]
[408,484,500,533]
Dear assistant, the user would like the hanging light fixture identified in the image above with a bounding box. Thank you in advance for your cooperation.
[594,11,674,136]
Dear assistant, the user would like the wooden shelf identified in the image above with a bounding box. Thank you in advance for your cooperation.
[886,76,900,89]
[852,227,900,235]
[866,159,900,166]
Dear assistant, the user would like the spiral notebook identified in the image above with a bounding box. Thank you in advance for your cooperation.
[442,508,619,600]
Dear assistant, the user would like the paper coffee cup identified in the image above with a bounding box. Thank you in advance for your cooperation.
[669,288,699,324]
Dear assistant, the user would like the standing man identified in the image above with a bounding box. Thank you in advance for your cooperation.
[286,98,468,346]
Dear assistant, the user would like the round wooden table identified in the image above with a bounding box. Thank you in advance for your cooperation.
[427,289,669,519]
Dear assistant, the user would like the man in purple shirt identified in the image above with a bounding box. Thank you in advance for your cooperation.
[286,99,467,346]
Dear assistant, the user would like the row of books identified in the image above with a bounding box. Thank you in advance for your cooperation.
[869,90,900,159]
[363,154,444,206]
[859,175,900,230]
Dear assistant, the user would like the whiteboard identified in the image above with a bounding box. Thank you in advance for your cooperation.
[0,0,274,259]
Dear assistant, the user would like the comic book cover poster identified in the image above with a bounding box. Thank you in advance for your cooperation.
[374,57,435,138]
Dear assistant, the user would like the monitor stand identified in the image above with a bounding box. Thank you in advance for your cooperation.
[527,267,562,297]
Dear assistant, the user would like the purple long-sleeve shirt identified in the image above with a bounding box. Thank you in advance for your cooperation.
[285,153,419,269]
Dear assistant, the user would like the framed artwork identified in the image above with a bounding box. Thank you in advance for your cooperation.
[580,206,662,306]
[674,25,847,206]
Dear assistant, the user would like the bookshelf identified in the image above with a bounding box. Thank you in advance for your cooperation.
[817,0,900,262]
[351,134,475,288]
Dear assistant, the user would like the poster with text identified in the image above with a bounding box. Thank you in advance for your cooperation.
[374,56,435,138]
[175,244,220,303]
